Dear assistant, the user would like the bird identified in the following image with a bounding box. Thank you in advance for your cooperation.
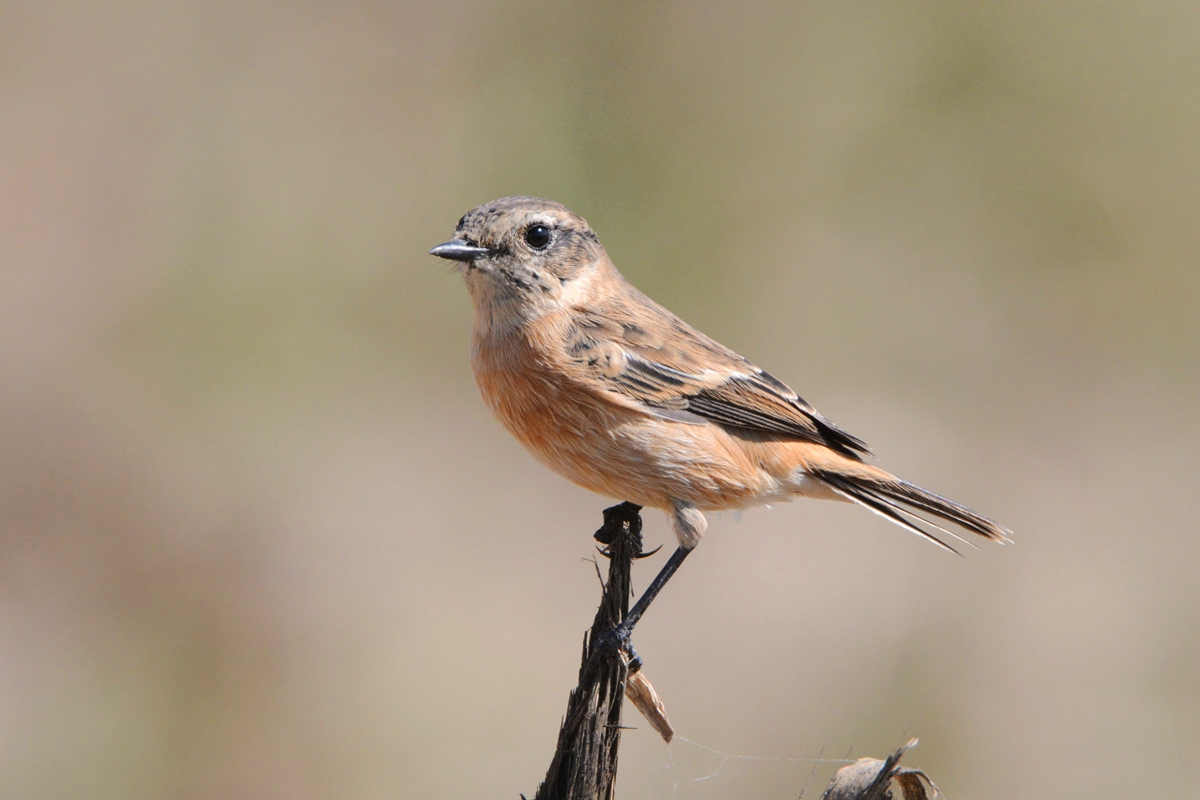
[430,196,1010,563]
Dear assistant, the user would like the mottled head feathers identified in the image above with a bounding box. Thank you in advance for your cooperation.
[444,196,605,302]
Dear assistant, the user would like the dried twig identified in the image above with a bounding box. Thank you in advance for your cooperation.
[530,502,655,800]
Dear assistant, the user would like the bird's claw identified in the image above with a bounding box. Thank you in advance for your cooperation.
[635,544,663,560]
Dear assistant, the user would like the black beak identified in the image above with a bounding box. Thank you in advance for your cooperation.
[429,240,490,261]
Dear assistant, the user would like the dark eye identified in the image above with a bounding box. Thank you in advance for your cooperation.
[524,224,551,249]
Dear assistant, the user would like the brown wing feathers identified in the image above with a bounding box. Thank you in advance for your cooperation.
[685,371,871,458]
[566,297,871,458]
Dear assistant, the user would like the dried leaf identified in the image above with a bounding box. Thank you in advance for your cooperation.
[821,739,941,800]
[624,667,674,743]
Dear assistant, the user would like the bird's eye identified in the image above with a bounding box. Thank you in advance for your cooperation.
[524,224,551,249]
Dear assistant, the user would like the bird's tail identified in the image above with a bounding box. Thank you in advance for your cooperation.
[809,464,1011,554]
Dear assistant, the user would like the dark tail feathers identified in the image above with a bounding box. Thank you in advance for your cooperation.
[812,469,1012,555]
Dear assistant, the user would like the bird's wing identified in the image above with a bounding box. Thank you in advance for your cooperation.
[562,283,871,459]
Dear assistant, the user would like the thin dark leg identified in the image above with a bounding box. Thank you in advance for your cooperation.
[620,546,690,632]
[587,513,691,669]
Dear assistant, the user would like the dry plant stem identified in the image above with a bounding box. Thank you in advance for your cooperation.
[530,502,646,800]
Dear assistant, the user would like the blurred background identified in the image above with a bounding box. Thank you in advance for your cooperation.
[2,1,1198,797]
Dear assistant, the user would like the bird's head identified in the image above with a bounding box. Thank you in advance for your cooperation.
[430,197,609,321]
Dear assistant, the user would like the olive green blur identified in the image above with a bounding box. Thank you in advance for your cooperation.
[1,2,1197,798]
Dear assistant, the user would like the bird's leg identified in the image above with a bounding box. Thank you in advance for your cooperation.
[620,546,691,633]
[615,501,705,636]
[592,546,691,668]
[590,501,704,669]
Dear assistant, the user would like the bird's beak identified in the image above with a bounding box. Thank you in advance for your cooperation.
[429,240,490,261]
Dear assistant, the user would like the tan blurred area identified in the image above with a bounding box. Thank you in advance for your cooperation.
[2,1,1198,797]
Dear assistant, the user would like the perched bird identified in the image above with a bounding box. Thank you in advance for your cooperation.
[431,196,1009,557]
